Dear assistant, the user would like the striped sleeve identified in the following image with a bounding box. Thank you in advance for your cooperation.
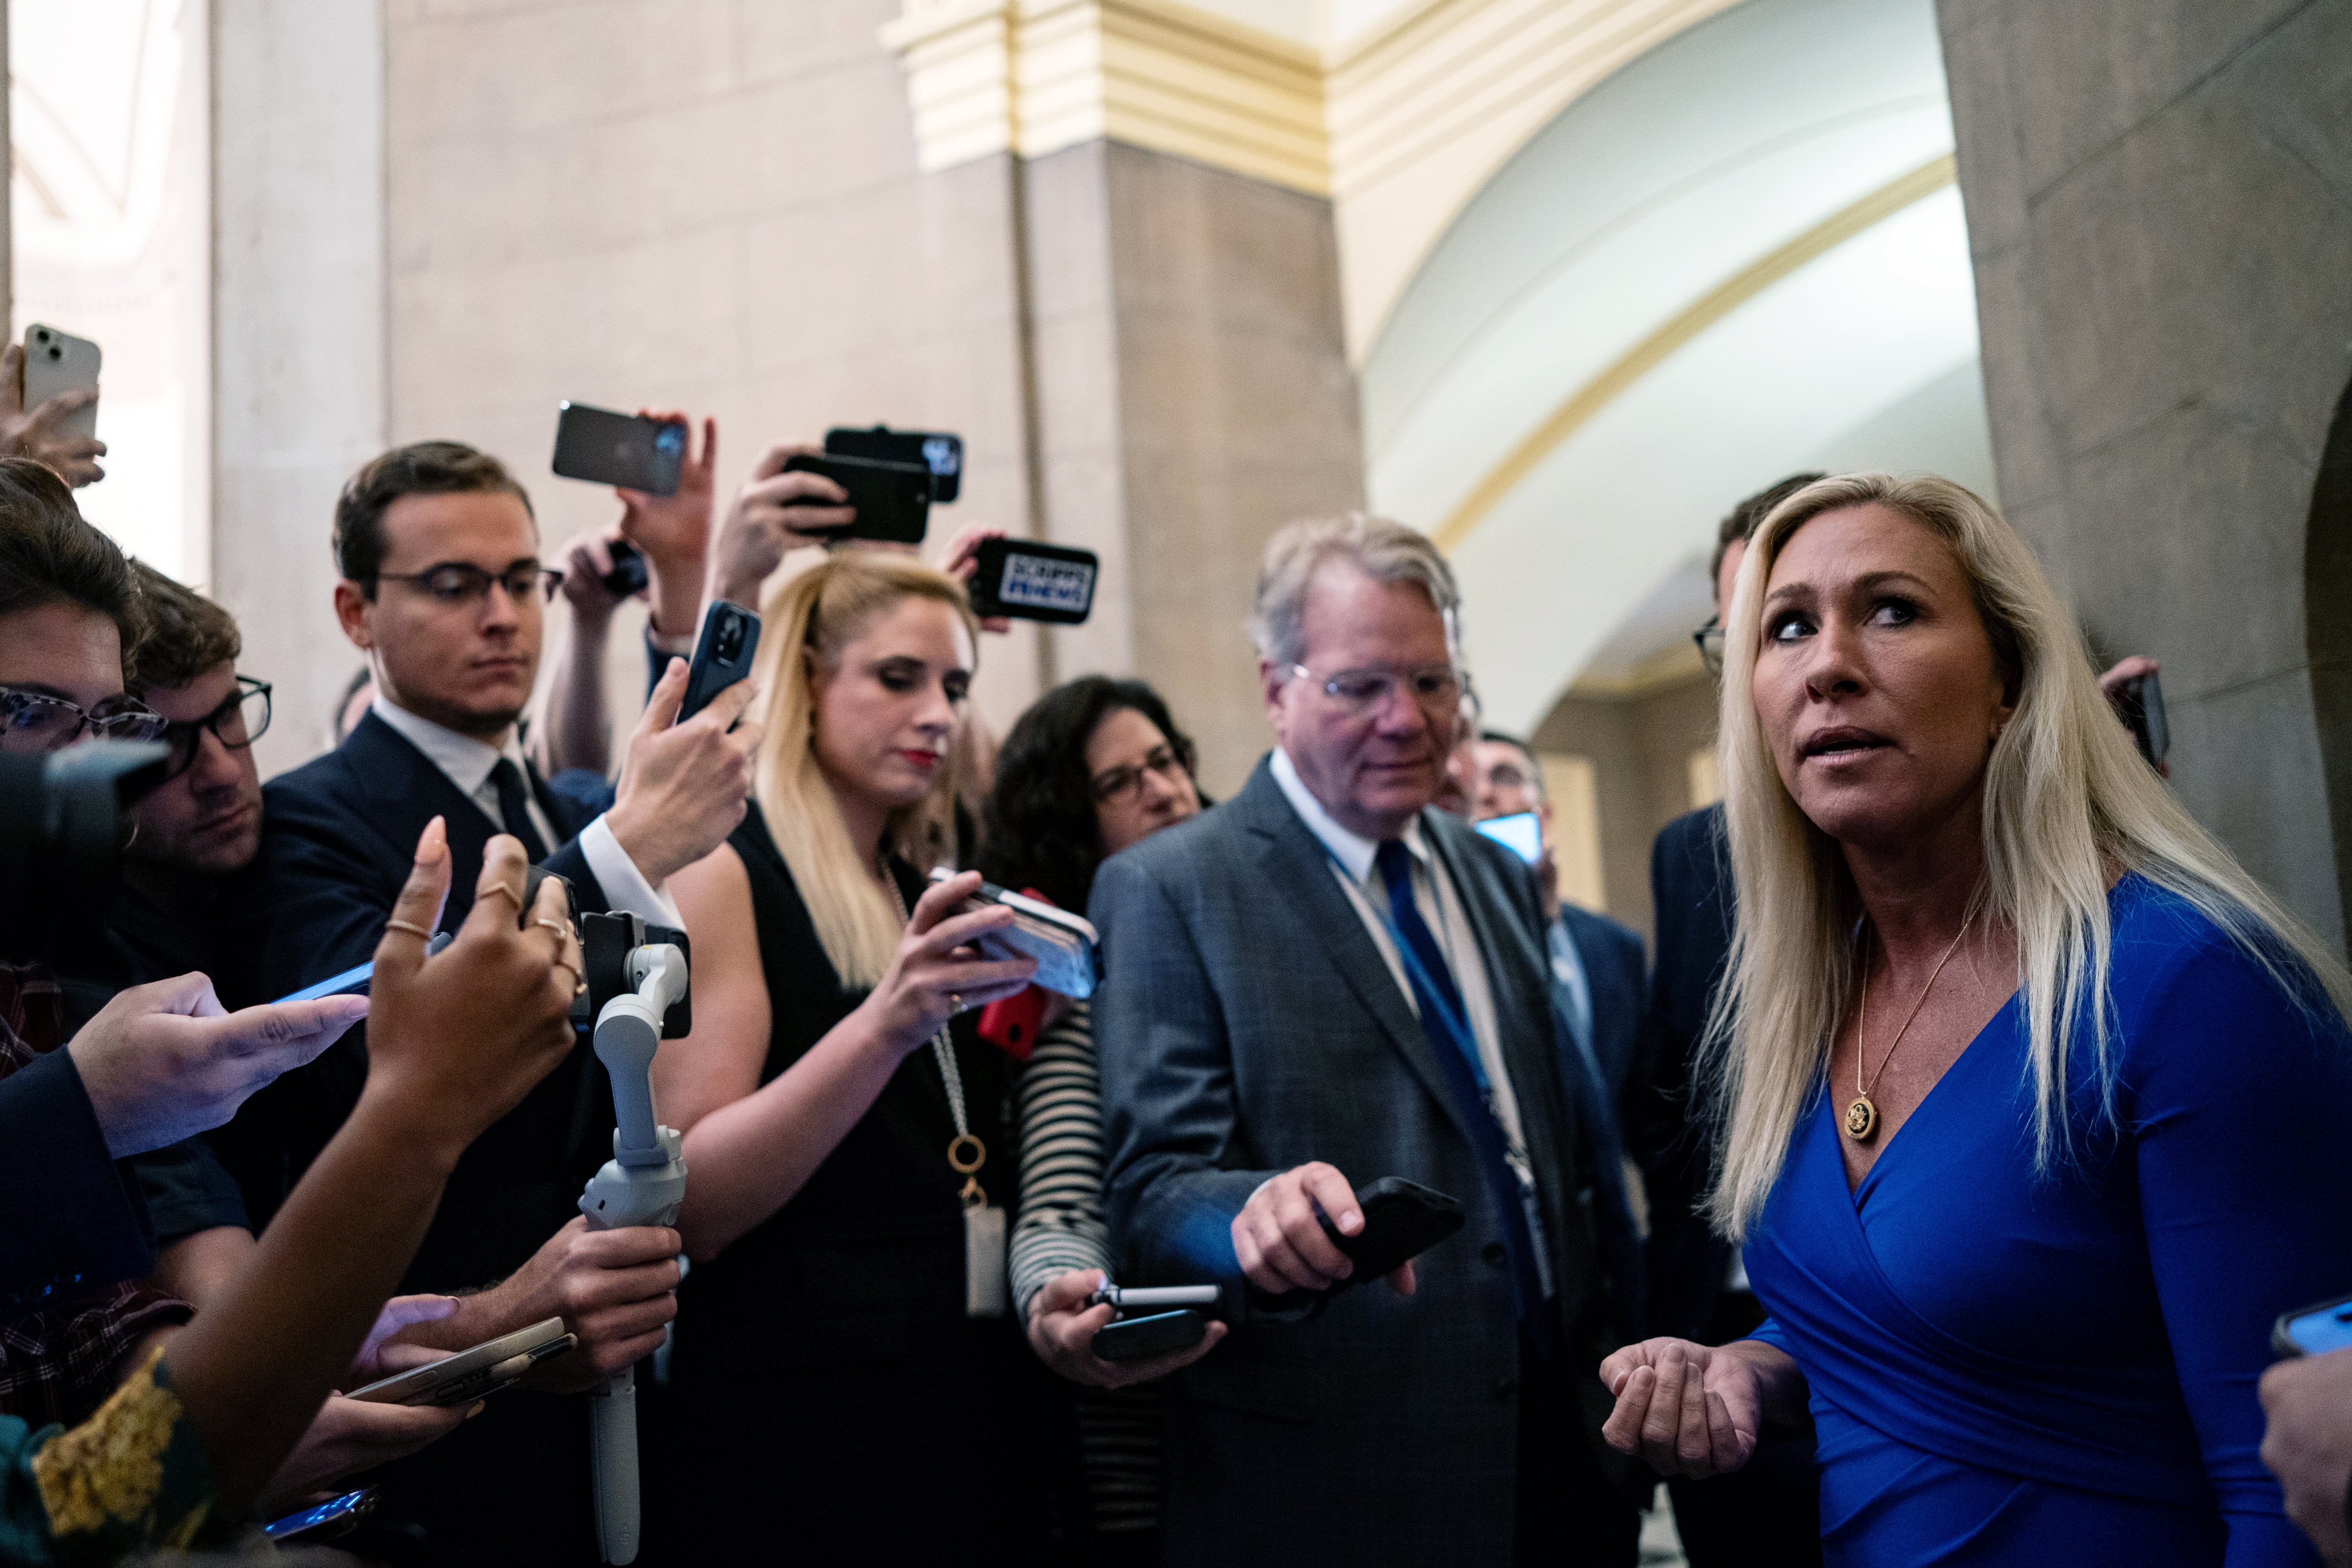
[1009,1000,1113,1321]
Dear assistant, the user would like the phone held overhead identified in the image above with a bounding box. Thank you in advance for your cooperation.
[824,425,964,504]
[780,452,933,545]
[969,538,1099,626]
[552,402,688,497]
[22,323,101,441]
[926,867,1100,998]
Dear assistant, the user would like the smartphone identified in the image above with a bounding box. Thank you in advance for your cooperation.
[1316,1176,1466,1284]
[976,985,1046,1060]
[601,538,650,597]
[825,425,963,504]
[2116,670,2170,768]
[2272,1291,2352,1357]
[347,1317,577,1406]
[551,402,686,496]
[970,539,1098,625]
[1093,1308,1209,1363]
[274,932,454,1004]
[679,600,760,724]
[1475,811,1543,867]
[780,452,932,545]
[263,1486,378,1544]
[927,868,1100,999]
[22,325,100,441]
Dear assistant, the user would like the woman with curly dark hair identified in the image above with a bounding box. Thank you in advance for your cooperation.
[980,675,1215,1562]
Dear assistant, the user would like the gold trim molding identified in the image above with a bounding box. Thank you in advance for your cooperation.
[1433,154,1959,554]
[881,0,1329,194]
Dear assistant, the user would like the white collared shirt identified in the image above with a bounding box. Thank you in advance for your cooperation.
[1268,747,1533,1165]
[369,695,680,927]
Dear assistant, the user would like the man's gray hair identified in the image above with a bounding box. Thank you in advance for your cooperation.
[1249,512,1461,670]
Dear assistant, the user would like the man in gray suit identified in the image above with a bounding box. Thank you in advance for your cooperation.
[1095,515,1640,1565]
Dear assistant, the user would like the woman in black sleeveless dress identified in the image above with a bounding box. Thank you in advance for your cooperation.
[649,553,1064,1561]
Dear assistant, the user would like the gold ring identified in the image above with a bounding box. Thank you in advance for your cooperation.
[949,993,964,1014]
[481,881,524,913]
[384,918,436,941]
[553,956,585,996]
[535,917,570,939]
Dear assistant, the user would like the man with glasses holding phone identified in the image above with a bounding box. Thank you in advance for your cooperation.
[1096,514,1639,1565]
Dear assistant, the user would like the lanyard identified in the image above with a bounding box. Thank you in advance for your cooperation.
[882,865,987,1205]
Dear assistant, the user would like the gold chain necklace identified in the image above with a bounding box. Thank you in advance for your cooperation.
[1844,902,1979,1144]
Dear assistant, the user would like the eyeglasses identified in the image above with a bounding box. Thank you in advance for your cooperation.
[1289,663,1463,716]
[376,563,565,605]
[1090,744,1192,806]
[156,676,273,781]
[1693,617,1727,677]
[0,685,168,755]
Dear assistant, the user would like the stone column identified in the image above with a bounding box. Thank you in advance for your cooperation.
[1938,0,2352,950]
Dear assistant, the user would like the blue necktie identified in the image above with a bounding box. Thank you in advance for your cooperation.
[1373,839,1553,1355]
[491,757,551,863]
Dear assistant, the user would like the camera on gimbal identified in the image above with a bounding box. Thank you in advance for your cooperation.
[0,742,170,956]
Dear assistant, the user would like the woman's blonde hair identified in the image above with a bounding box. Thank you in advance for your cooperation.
[1705,472,2352,1239]
[749,552,978,990]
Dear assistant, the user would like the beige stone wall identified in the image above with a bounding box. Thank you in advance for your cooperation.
[1939,0,2352,951]
[1531,672,1716,944]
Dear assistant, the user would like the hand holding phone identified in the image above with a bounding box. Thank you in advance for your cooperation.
[710,445,856,607]
[780,452,931,545]
[969,539,1098,624]
[4,327,106,486]
[552,403,686,496]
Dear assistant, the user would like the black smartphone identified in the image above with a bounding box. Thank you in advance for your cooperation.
[825,425,963,504]
[2272,1290,2352,1358]
[601,538,649,597]
[552,402,686,496]
[970,539,1098,624]
[2115,670,2170,768]
[679,600,760,724]
[264,1486,378,1544]
[780,453,932,545]
[1093,1308,1209,1363]
[1317,1176,1466,1283]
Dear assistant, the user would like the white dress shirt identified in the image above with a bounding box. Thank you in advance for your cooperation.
[369,696,681,927]
[1269,748,1536,1170]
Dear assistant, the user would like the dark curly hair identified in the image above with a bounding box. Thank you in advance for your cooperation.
[0,456,143,672]
[979,676,1197,915]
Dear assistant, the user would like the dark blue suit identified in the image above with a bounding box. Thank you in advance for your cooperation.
[1548,902,1648,1340]
[0,1050,152,1315]
[226,710,621,1567]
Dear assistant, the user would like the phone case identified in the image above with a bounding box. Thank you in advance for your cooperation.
[679,601,760,724]
[970,539,1099,624]
[551,402,685,496]
[346,1318,575,1406]
[1092,1308,1209,1363]
[601,539,650,597]
[1317,1176,1466,1283]
[780,453,932,544]
[2271,1290,2352,1358]
[825,425,963,503]
[22,324,100,441]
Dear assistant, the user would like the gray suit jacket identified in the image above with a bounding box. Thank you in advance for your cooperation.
[1095,756,1617,1564]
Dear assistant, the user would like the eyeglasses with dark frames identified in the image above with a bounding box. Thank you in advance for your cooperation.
[0,685,168,755]
[156,676,273,781]
[1693,617,1727,678]
[376,563,566,606]
[1090,744,1192,806]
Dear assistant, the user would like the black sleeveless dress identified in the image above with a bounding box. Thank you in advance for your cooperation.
[655,802,1071,1561]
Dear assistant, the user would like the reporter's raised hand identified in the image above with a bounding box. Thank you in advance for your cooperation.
[1599,1338,1763,1479]
[1026,1269,1227,1390]
[560,528,634,631]
[0,341,106,486]
[935,522,1012,634]
[357,818,579,1161]
[708,441,852,608]
[1231,1161,1415,1297]
[68,973,370,1158]
[2260,1348,2352,1566]
[604,656,760,885]
[854,870,1036,1053]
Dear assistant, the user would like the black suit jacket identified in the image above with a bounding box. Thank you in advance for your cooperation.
[1096,758,1616,1563]
[1552,901,1648,1338]
[1631,803,1737,1342]
[226,711,620,1567]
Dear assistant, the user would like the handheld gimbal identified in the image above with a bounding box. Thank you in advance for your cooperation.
[576,911,692,1567]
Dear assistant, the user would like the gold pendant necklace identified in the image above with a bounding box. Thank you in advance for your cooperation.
[1847,902,1979,1144]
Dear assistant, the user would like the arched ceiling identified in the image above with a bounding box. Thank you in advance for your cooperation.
[1359,0,1994,733]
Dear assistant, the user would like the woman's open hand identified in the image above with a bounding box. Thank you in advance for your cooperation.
[1600,1337,1766,1479]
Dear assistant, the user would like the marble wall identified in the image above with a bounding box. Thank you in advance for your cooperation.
[1939,0,2352,950]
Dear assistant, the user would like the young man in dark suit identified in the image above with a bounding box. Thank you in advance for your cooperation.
[233,441,758,1565]
[1095,514,1640,1566]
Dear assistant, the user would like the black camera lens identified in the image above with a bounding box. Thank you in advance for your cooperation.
[716,621,743,661]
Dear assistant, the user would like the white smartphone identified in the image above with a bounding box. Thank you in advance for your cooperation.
[21,324,101,440]
[345,1316,575,1406]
